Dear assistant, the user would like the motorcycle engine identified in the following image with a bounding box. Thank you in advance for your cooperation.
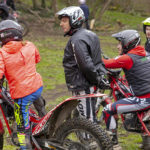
[123,112,141,133]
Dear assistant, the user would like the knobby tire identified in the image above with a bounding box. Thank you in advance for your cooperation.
[55,117,113,150]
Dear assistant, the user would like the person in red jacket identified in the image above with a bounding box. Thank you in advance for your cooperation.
[103,30,150,149]
[0,20,43,150]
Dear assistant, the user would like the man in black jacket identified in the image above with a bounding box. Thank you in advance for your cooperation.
[1,0,16,11]
[56,6,107,123]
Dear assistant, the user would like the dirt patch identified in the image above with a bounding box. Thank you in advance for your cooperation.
[42,84,71,110]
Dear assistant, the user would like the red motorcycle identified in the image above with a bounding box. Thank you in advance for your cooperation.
[0,77,112,150]
[97,69,150,150]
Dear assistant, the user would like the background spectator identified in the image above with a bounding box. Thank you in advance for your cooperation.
[79,0,90,29]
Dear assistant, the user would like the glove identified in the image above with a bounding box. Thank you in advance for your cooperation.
[97,75,110,89]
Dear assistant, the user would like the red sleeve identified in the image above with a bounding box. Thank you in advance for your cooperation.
[103,55,133,70]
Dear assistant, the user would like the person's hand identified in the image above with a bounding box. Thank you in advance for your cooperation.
[97,75,110,89]
[13,11,18,18]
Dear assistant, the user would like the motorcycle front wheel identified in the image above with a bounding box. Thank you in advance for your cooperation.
[17,19,29,37]
[55,117,112,150]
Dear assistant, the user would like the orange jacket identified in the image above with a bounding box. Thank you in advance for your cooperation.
[0,41,43,99]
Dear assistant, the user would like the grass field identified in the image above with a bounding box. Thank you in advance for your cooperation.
[2,8,148,149]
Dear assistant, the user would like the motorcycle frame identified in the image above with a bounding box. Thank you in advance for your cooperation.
[109,75,150,136]
[0,83,106,140]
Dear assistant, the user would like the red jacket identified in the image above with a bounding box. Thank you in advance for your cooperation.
[0,41,43,99]
[103,45,150,98]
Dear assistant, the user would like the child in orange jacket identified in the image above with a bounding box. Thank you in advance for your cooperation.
[0,20,43,150]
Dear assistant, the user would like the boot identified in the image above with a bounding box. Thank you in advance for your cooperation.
[33,96,47,117]
[141,134,150,150]
[107,129,118,145]
[17,132,32,150]
[106,129,122,150]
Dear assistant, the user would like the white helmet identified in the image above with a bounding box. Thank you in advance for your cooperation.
[79,0,86,4]
[142,17,150,34]
[56,6,85,29]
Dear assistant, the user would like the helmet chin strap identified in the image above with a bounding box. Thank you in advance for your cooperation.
[64,28,72,36]
[135,37,141,46]
[64,28,79,36]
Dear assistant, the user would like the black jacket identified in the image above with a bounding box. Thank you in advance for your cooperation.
[63,28,107,91]
[145,39,150,53]
[0,3,14,20]
[1,0,16,11]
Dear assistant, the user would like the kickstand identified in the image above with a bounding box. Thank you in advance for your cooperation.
[31,135,42,150]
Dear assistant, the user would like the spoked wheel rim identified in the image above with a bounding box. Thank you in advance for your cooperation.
[61,129,103,150]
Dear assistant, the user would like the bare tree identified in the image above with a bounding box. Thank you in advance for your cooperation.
[32,0,38,9]
[95,0,112,21]
[66,0,71,6]
[41,0,46,8]
[90,0,112,29]
[52,0,58,14]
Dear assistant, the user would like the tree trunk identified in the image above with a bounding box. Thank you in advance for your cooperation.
[90,0,112,29]
[32,0,38,9]
[66,0,71,6]
[52,0,58,14]
[41,0,46,8]
[95,0,113,21]
[90,0,103,18]
[52,0,58,24]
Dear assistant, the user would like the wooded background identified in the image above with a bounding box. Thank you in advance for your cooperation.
[16,0,150,19]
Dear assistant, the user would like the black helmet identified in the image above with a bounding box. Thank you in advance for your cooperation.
[112,30,141,54]
[56,6,85,29]
[0,3,9,19]
[0,20,23,46]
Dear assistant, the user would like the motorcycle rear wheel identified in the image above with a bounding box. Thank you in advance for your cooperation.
[55,117,112,150]
[17,19,29,37]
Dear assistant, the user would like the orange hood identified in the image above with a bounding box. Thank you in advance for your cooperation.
[2,41,26,54]
[128,45,146,56]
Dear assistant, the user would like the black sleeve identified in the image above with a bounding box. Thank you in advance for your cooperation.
[71,40,98,85]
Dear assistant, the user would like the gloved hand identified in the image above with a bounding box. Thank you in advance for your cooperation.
[97,75,110,89]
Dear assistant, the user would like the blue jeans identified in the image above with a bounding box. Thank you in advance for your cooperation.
[14,86,43,150]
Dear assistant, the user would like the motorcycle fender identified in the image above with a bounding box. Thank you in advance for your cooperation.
[49,100,78,130]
